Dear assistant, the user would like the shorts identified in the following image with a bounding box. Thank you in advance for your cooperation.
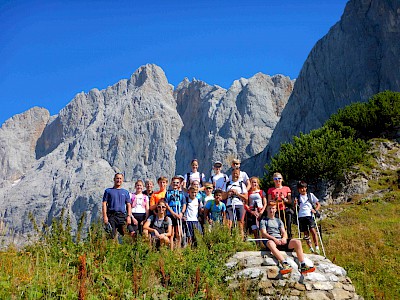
[226,205,245,222]
[185,221,203,238]
[107,211,127,238]
[298,216,316,232]
[127,213,147,234]
[275,239,294,252]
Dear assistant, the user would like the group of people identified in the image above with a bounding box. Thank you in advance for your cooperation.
[102,158,321,275]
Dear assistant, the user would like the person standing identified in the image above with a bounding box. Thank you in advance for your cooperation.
[209,161,229,190]
[102,173,132,239]
[267,172,293,238]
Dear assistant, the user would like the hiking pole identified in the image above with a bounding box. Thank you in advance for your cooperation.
[295,198,301,239]
[312,213,326,258]
[232,201,237,228]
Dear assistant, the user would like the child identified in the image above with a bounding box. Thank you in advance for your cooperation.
[245,177,266,240]
[260,201,315,275]
[149,176,168,212]
[128,180,149,237]
[295,181,321,254]
[184,186,203,245]
[204,189,226,225]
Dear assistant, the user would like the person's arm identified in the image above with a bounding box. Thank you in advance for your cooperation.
[259,191,267,216]
[126,203,132,224]
[102,201,108,224]
[149,194,158,211]
[279,221,288,244]
[144,197,150,223]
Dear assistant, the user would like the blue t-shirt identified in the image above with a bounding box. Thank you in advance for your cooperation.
[165,190,187,215]
[103,188,130,213]
[205,200,226,222]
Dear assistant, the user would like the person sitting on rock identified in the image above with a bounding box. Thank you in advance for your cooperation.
[260,201,315,275]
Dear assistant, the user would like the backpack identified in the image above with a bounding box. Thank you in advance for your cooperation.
[186,172,204,189]
[295,192,320,218]
[210,173,228,188]
[150,215,170,234]
[225,180,245,194]
[131,193,148,209]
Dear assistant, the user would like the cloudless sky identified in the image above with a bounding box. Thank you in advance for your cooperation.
[0,0,348,125]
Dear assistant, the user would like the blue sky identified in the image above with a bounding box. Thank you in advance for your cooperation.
[0,0,348,125]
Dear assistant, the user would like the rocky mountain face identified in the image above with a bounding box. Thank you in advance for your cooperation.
[246,0,400,175]
[0,65,293,246]
[174,73,293,175]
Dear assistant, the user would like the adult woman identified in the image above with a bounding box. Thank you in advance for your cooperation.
[183,159,206,192]
[143,200,172,247]
[267,172,293,238]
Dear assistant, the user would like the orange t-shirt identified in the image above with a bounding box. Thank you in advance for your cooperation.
[267,186,291,211]
[150,190,166,207]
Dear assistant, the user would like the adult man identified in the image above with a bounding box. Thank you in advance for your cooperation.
[208,161,229,190]
[102,173,132,239]
[223,168,248,237]
[260,202,315,275]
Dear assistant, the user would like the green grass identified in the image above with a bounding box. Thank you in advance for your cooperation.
[0,221,257,299]
[323,194,400,299]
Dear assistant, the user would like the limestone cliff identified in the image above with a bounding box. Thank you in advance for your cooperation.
[246,0,400,175]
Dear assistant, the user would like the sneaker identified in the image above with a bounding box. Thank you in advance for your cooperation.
[315,247,320,255]
[280,262,293,275]
[309,247,315,253]
[300,264,316,274]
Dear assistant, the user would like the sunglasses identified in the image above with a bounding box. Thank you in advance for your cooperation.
[273,177,282,180]
[157,205,166,209]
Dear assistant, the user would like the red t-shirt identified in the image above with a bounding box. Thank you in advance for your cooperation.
[267,186,291,211]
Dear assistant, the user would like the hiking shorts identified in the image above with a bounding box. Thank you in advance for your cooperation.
[107,211,127,238]
[276,239,295,252]
[299,216,316,232]
[226,205,245,222]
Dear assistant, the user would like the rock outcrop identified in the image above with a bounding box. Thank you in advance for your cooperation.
[227,251,362,299]
[174,73,294,174]
[246,0,400,176]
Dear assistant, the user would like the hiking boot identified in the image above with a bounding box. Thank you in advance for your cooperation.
[300,264,316,274]
[279,262,293,275]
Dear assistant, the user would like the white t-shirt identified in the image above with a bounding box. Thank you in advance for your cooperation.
[223,180,248,207]
[185,197,201,221]
[131,193,148,214]
[184,171,206,187]
[248,190,265,209]
[298,193,319,217]
[229,171,249,184]
[209,173,229,190]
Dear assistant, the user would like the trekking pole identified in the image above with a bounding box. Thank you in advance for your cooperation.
[295,197,301,239]
[280,193,287,231]
[232,201,237,228]
[312,213,326,258]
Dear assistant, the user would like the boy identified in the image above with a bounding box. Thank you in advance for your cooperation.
[149,176,168,212]
[260,201,315,275]
[165,176,187,249]
[204,189,226,225]
[102,173,132,239]
[295,181,321,254]
[184,186,203,245]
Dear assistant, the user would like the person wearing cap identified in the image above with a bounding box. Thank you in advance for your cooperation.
[229,159,251,191]
[209,161,229,190]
